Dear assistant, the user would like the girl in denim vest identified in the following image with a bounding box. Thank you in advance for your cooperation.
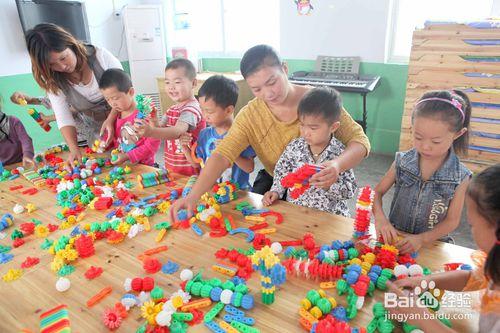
[386,164,500,333]
[373,90,472,254]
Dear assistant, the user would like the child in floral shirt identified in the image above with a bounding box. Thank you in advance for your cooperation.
[262,87,357,216]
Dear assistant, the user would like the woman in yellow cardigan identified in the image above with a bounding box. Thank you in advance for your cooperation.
[171,45,370,219]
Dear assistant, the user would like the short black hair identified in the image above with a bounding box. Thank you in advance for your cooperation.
[298,87,342,124]
[98,68,132,93]
[198,75,239,109]
[240,45,282,79]
[165,58,196,80]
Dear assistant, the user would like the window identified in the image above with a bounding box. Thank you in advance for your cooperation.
[168,0,280,58]
[386,0,494,63]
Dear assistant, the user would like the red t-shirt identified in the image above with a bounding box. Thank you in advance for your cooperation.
[162,99,205,176]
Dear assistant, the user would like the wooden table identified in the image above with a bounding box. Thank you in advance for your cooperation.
[0,163,479,332]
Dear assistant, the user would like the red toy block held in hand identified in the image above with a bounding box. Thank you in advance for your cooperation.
[281,164,323,199]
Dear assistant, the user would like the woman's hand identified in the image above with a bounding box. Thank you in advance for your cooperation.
[262,191,279,206]
[66,149,83,170]
[169,194,198,222]
[309,160,340,189]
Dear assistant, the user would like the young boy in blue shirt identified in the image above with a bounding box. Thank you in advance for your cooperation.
[180,75,255,189]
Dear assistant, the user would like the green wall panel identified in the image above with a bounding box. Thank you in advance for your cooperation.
[1,59,408,155]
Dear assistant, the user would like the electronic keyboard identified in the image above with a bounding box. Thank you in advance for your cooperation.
[289,71,381,93]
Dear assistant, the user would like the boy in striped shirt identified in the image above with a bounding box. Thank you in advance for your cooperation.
[135,58,205,176]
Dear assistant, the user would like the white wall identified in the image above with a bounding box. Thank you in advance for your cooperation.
[85,0,142,62]
[0,0,142,77]
[279,0,391,63]
[0,1,33,76]
[492,0,500,16]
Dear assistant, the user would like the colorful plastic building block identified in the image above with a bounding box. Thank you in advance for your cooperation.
[212,181,239,204]
[27,107,52,132]
[250,246,286,305]
[281,164,322,199]
[0,213,14,231]
[87,286,113,307]
[353,186,374,239]
[39,304,71,333]
[137,169,170,189]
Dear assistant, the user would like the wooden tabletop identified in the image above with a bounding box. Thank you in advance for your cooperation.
[0,163,479,333]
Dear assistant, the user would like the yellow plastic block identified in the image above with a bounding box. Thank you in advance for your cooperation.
[2,268,23,282]
[245,215,265,222]
[319,281,336,289]
[26,203,36,213]
[256,228,276,235]
[300,298,312,310]
[171,295,183,309]
[212,264,237,277]
[155,229,167,243]
[218,320,240,333]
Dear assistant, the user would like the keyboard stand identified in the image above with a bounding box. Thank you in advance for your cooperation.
[361,92,367,133]
[336,89,370,133]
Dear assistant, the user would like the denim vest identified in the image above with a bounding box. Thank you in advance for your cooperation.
[389,148,471,234]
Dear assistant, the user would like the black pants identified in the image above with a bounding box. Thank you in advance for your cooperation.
[251,169,274,195]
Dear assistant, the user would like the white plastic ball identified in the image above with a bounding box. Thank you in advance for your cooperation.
[155,311,172,326]
[13,204,25,214]
[271,242,283,254]
[179,269,193,281]
[393,264,409,278]
[408,264,424,277]
[55,277,71,292]
[220,289,233,304]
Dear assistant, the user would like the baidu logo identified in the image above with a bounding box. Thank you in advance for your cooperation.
[385,280,440,309]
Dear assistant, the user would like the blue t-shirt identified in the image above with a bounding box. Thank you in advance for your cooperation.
[196,126,255,189]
